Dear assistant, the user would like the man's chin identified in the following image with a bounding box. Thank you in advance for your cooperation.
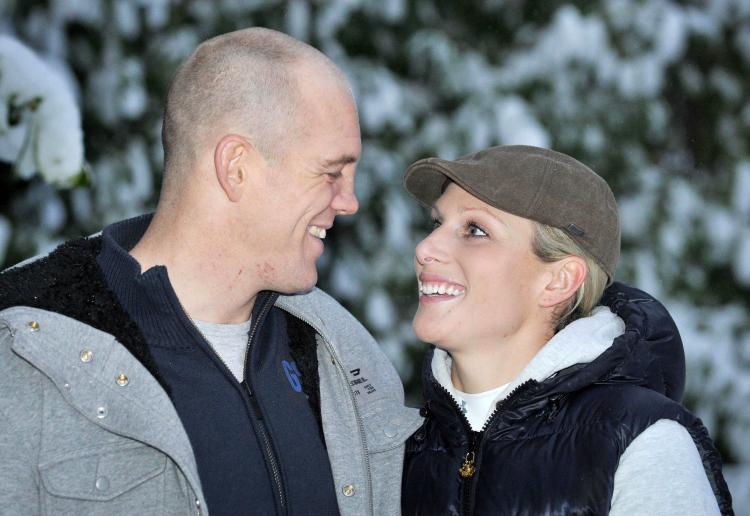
[278,273,318,296]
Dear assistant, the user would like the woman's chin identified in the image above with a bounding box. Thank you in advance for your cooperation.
[412,317,447,346]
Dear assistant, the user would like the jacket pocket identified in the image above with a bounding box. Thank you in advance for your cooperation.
[39,442,167,514]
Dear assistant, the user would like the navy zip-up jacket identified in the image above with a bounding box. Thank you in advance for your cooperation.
[97,216,339,516]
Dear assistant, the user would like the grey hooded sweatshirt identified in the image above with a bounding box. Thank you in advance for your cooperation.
[0,240,421,515]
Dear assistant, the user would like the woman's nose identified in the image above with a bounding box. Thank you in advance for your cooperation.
[415,229,447,266]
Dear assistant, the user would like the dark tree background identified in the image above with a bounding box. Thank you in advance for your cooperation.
[2,0,748,507]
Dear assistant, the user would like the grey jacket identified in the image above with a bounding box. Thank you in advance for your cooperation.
[0,288,421,515]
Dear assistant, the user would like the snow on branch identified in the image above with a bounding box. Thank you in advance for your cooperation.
[0,35,84,187]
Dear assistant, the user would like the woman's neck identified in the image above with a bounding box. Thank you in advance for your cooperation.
[448,327,553,394]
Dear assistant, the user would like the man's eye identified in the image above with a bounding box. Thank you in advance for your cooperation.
[326,171,342,181]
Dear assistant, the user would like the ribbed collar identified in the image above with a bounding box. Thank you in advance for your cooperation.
[96,214,208,351]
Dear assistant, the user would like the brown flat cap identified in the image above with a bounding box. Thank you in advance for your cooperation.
[403,145,620,282]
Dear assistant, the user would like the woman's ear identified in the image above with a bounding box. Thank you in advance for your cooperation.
[214,134,252,202]
[539,256,588,308]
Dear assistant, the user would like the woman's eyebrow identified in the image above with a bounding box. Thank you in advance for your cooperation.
[430,204,510,229]
[460,206,510,228]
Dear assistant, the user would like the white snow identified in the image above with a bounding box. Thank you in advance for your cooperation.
[733,228,750,286]
[0,35,84,186]
[494,96,550,148]
[285,0,311,42]
[733,162,750,216]
[366,288,396,332]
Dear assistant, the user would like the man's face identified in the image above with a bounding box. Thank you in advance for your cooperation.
[248,85,361,294]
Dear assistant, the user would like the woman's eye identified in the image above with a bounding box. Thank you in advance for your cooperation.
[467,223,487,237]
[431,219,442,229]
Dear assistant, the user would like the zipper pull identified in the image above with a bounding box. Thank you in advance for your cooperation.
[459,451,476,478]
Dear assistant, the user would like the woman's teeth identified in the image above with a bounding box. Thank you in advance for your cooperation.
[418,281,465,296]
[308,225,327,239]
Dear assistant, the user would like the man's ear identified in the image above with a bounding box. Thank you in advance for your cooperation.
[214,134,252,202]
[539,256,588,308]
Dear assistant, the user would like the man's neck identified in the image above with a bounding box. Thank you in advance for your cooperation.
[130,216,260,324]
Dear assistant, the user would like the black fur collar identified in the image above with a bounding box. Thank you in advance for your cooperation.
[0,236,168,392]
[285,311,323,437]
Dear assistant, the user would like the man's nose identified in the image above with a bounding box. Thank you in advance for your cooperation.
[332,180,359,215]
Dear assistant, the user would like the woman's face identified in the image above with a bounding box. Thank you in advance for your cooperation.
[413,183,551,353]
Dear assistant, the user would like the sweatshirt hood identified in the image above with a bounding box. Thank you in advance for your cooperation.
[427,282,686,417]
[432,305,625,407]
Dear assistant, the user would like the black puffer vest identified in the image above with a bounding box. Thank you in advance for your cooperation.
[402,283,733,515]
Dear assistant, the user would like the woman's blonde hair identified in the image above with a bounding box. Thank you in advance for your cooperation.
[531,222,609,332]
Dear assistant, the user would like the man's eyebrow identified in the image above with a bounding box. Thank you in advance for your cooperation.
[321,155,358,168]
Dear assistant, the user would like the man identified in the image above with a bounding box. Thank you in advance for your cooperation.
[0,28,421,515]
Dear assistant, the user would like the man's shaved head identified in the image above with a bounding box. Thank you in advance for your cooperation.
[161,27,352,194]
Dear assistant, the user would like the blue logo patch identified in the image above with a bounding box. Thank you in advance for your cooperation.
[282,360,302,393]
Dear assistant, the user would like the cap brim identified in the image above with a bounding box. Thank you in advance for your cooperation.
[403,157,506,214]
[404,158,474,209]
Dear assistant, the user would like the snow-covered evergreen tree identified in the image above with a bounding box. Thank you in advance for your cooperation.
[2,0,748,509]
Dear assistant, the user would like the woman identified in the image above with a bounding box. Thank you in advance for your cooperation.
[400,145,732,515]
